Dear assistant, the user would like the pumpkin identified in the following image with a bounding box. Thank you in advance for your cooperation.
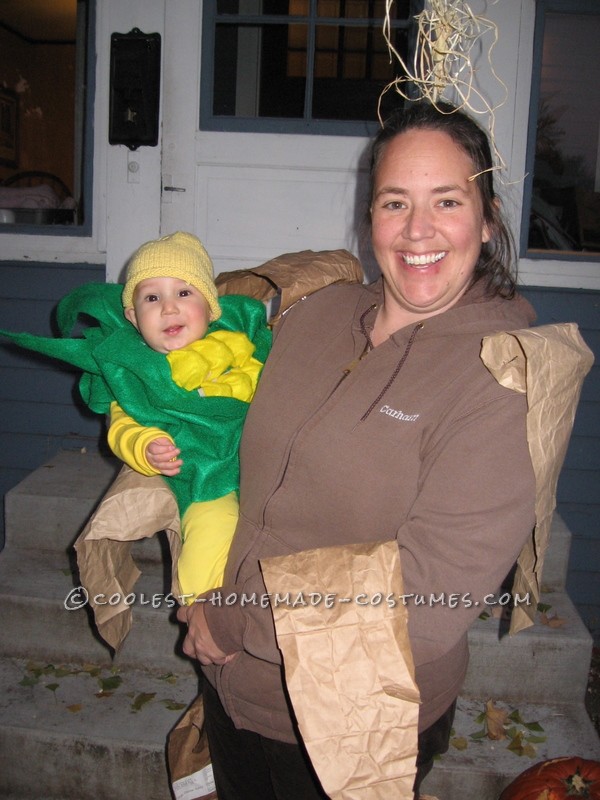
[499,756,600,799]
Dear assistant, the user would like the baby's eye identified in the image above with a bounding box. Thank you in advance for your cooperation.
[178,289,192,297]
[145,293,159,302]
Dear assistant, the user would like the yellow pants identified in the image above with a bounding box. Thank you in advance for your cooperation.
[177,491,239,604]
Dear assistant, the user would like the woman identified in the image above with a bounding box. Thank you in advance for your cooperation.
[177,101,537,799]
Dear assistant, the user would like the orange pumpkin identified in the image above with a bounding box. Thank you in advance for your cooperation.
[499,757,600,799]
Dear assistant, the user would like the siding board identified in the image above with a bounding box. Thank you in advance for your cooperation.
[520,287,600,643]
[0,366,82,403]
[0,261,105,547]
[562,436,600,471]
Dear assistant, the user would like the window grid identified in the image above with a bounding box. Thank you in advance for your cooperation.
[202,0,417,135]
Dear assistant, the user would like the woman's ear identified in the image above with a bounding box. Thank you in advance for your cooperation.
[482,196,501,244]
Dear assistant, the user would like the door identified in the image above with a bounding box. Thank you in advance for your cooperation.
[160,1,374,277]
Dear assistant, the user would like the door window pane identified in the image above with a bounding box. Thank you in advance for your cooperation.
[204,0,417,134]
[525,4,600,256]
[0,0,92,229]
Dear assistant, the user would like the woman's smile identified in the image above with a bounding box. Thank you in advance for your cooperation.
[401,251,447,267]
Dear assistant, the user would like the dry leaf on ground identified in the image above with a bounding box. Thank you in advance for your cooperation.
[485,699,509,740]
[540,612,567,628]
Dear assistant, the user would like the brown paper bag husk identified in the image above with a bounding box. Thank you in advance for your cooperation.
[167,694,218,800]
[74,464,182,651]
[261,540,420,800]
[480,323,594,634]
[216,249,363,325]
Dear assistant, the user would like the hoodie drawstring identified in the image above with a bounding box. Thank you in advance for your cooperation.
[358,308,424,421]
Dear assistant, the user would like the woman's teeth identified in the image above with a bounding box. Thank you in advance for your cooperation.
[403,252,447,266]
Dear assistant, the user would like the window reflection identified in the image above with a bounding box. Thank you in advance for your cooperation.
[0,0,88,227]
[527,9,600,255]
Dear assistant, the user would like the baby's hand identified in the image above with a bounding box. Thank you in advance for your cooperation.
[146,437,183,476]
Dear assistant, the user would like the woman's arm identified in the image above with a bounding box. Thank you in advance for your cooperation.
[397,391,536,668]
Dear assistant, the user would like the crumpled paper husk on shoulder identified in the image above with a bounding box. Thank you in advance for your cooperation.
[480,322,594,634]
[216,248,363,325]
[74,249,364,651]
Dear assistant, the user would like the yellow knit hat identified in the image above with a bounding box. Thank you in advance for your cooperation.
[122,231,221,321]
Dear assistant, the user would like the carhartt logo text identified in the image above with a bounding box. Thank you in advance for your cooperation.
[379,404,419,422]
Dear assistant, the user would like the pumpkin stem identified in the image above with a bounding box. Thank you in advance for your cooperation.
[564,767,593,796]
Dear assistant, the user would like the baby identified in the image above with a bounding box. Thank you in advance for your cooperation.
[1,231,271,603]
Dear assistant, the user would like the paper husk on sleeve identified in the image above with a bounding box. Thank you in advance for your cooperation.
[74,464,182,651]
[480,323,594,634]
[216,249,364,325]
[260,540,420,800]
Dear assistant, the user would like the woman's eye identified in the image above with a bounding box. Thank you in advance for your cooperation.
[383,201,405,211]
[439,199,459,208]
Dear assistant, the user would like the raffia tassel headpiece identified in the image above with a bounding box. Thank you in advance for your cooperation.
[380,0,508,175]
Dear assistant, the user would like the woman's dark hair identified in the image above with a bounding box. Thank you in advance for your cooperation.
[369,101,517,298]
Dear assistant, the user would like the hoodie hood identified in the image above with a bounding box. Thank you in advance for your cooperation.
[353,277,536,347]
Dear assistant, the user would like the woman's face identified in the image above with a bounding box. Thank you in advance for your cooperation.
[370,128,491,326]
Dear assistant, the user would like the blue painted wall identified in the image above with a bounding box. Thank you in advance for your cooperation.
[520,286,599,642]
[0,265,598,640]
[0,260,106,547]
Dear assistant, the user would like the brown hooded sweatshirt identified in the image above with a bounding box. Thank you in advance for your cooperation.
[202,277,537,741]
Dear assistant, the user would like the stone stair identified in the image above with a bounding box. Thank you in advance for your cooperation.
[420,509,600,798]
[0,450,598,800]
[0,450,200,800]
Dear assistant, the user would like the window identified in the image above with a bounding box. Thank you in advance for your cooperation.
[0,0,95,234]
[522,0,600,258]
[201,0,420,135]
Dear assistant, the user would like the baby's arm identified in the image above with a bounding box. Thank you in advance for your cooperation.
[108,401,183,477]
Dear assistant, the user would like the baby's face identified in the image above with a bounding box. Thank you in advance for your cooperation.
[125,276,211,354]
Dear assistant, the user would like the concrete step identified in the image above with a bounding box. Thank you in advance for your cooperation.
[0,655,199,800]
[0,545,196,675]
[420,695,600,799]
[1,451,593,702]
[1,652,598,800]
[463,589,593,705]
[5,449,173,564]
[3,449,575,581]
[0,544,592,704]
[2,450,597,800]
[5,450,121,553]
[540,513,572,591]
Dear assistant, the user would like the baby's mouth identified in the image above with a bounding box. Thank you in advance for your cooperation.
[164,325,183,335]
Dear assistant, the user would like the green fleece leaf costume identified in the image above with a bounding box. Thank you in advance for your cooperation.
[0,282,272,516]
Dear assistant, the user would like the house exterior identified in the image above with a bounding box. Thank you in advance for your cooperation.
[1,0,598,640]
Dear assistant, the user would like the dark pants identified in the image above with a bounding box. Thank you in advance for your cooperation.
[413,700,456,797]
[203,680,456,800]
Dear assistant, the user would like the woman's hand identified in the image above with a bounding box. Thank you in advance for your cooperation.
[146,436,183,476]
[176,602,236,666]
